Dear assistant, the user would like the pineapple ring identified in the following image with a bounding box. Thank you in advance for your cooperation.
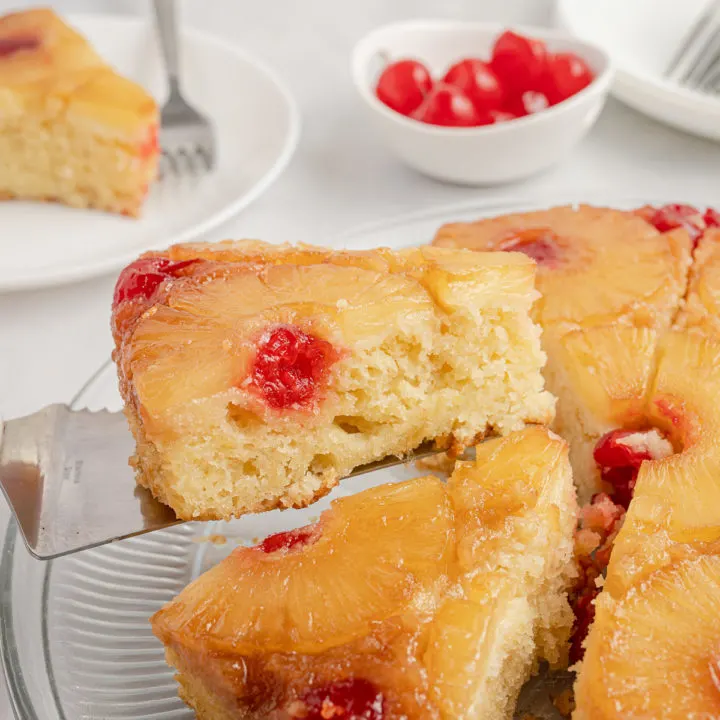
[631,330,720,545]
[576,554,720,719]
[433,204,692,333]
[676,228,720,334]
[152,477,454,655]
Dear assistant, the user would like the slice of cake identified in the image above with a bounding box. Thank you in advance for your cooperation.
[151,427,577,720]
[432,204,692,334]
[112,241,554,521]
[0,8,158,216]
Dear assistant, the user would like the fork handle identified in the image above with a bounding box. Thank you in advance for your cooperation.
[152,0,182,92]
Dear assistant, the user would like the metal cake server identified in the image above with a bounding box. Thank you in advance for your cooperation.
[0,405,444,560]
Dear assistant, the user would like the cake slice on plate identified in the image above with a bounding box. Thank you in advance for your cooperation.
[0,8,158,216]
[111,241,554,520]
[151,427,577,720]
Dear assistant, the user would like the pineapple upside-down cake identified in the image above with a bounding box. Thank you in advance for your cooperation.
[151,428,577,720]
[112,240,554,521]
[0,8,158,216]
[434,203,720,717]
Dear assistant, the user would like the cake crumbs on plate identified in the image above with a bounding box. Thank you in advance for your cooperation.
[192,534,227,545]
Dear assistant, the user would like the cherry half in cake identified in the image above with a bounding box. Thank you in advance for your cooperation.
[593,428,672,509]
[258,525,317,554]
[637,203,720,247]
[0,33,39,55]
[113,257,202,306]
[570,421,673,661]
[250,325,339,410]
[497,227,562,268]
[296,679,384,720]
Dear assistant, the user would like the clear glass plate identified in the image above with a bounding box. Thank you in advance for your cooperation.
[2,195,702,719]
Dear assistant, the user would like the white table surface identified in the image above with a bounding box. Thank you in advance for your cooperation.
[1,0,720,715]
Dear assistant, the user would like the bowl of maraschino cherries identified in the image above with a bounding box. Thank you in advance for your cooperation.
[352,20,612,184]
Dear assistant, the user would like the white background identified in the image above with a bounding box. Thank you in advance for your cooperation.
[1,0,719,714]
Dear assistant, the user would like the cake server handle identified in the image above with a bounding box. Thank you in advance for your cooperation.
[0,405,179,561]
[152,0,182,94]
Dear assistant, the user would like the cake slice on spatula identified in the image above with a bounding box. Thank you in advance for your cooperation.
[0,239,553,558]
[112,240,555,521]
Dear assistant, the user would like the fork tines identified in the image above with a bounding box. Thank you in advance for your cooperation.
[666,0,720,93]
[160,138,215,178]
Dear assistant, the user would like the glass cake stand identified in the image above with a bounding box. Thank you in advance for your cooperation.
[2,195,704,719]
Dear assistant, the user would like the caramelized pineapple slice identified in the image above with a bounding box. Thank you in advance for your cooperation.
[640,330,720,541]
[599,330,720,598]
[126,263,433,420]
[575,553,720,719]
[152,477,453,655]
[542,326,659,501]
[449,426,576,583]
[675,228,720,334]
[425,589,534,720]
[433,204,691,333]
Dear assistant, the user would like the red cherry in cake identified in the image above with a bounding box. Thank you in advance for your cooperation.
[0,34,40,57]
[598,466,637,510]
[298,678,384,720]
[112,257,200,307]
[704,207,720,229]
[258,525,317,553]
[498,228,561,267]
[569,589,598,664]
[251,325,337,410]
[642,204,706,246]
[593,429,671,509]
[594,429,655,469]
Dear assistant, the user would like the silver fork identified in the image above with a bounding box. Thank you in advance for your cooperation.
[152,0,216,176]
[666,0,720,93]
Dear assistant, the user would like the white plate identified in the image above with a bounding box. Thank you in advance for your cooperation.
[0,14,300,293]
[557,0,720,142]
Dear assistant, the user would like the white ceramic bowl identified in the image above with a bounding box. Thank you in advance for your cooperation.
[351,20,613,185]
